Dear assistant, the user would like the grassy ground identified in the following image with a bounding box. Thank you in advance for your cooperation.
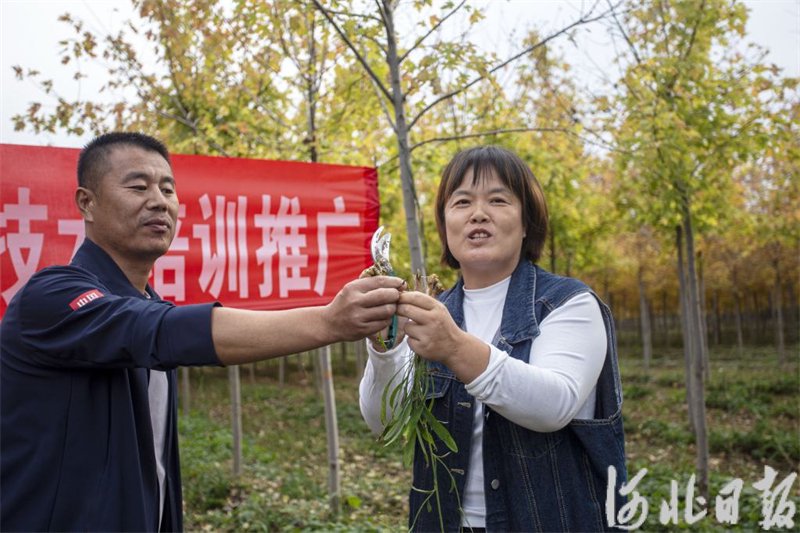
[180,345,799,532]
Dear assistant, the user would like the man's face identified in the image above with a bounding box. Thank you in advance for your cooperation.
[82,145,178,266]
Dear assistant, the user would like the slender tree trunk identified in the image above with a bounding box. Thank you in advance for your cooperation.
[749,293,758,344]
[339,342,348,373]
[713,290,721,346]
[677,226,696,435]
[313,353,323,395]
[697,251,709,380]
[278,357,286,386]
[787,278,798,327]
[638,266,652,371]
[228,365,242,477]
[773,258,786,364]
[305,45,342,511]
[566,251,573,278]
[661,289,670,347]
[318,346,341,515]
[181,367,191,416]
[383,0,425,275]
[355,340,366,382]
[682,204,709,499]
[734,291,745,356]
[549,228,557,274]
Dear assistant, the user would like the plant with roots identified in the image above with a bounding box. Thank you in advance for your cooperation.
[363,227,461,531]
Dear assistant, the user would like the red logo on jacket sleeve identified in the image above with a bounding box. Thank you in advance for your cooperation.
[69,289,105,310]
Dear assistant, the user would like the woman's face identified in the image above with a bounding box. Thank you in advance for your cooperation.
[444,167,525,289]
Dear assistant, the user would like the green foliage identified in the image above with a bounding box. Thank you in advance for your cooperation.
[172,345,799,531]
[182,363,410,531]
[9,0,799,331]
[179,414,240,512]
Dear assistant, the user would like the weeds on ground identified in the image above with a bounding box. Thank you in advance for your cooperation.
[180,345,798,531]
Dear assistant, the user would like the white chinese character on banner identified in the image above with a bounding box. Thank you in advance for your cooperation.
[0,210,5,256]
[607,466,649,530]
[314,196,360,295]
[57,218,85,259]
[192,194,249,299]
[254,195,278,297]
[753,466,797,530]
[1,188,48,304]
[254,195,310,298]
[153,205,189,301]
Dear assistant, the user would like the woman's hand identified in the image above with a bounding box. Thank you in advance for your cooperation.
[367,315,410,352]
[396,291,490,382]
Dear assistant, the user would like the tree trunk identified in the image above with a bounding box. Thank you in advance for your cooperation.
[749,293,759,344]
[661,289,670,347]
[228,365,242,477]
[383,0,425,275]
[734,291,744,356]
[318,346,341,515]
[339,342,348,373]
[682,204,709,500]
[638,266,652,371]
[697,251,709,380]
[773,258,786,364]
[355,340,366,382]
[181,367,191,416]
[712,290,720,346]
[278,357,286,386]
[566,250,573,278]
[304,43,343,512]
[676,226,696,435]
[313,353,323,395]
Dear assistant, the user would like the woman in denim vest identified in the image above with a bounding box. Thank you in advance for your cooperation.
[360,146,627,532]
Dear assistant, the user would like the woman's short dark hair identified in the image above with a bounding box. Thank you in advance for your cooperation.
[77,132,171,191]
[434,145,548,269]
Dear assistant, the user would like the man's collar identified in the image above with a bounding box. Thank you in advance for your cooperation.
[71,239,155,299]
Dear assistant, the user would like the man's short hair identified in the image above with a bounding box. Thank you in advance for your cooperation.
[77,132,171,190]
[435,145,549,269]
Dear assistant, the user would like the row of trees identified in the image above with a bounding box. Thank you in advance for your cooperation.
[12,0,797,506]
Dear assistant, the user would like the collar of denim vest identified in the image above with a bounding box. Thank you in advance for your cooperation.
[440,259,539,345]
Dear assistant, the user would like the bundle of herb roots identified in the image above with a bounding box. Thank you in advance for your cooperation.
[361,268,460,530]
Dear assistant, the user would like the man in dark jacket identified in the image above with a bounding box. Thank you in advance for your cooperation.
[0,132,403,532]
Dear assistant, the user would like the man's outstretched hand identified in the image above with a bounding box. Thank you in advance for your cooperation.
[324,275,406,342]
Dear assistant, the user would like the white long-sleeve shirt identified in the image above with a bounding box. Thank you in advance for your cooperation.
[358,276,607,528]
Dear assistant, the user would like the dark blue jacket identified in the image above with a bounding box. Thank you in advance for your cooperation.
[409,260,627,532]
[1,239,220,532]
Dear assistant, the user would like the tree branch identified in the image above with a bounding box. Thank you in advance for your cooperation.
[153,108,231,157]
[607,0,641,65]
[408,0,620,129]
[310,0,392,102]
[369,72,398,133]
[377,125,625,169]
[399,0,468,63]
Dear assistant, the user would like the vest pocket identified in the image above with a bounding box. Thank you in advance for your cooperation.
[424,364,455,400]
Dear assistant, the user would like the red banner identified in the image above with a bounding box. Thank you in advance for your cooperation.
[0,144,379,315]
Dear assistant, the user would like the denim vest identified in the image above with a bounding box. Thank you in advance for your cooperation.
[408,260,627,532]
